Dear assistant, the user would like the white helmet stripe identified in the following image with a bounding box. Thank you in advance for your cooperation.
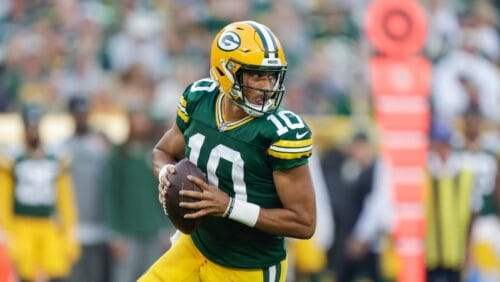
[245,21,277,59]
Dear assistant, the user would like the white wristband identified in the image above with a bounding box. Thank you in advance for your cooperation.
[228,199,260,227]
[158,164,175,183]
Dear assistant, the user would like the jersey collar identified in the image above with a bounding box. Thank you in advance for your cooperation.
[215,93,254,132]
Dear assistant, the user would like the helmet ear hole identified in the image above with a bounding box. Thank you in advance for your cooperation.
[216,67,225,76]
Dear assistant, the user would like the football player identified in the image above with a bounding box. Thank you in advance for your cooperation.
[0,105,80,282]
[140,21,316,282]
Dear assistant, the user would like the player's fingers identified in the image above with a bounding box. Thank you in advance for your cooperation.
[180,200,224,218]
[158,186,166,197]
[162,172,174,186]
[167,166,176,174]
[179,199,208,210]
[187,175,210,190]
[159,178,170,187]
[160,166,176,184]
[162,204,168,215]
[183,208,214,219]
[179,189,204,199]
[159,191,166,202]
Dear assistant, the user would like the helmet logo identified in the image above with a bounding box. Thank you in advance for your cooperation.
[218,31,240,51]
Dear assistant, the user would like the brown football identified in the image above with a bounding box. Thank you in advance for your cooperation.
[164,158,206,234]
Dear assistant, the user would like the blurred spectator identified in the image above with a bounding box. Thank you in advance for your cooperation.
[103,108,173,282]
[422,0,462,61]
[262,0,312,67]
[62,96,112,282]
[455,106,498,214]
[0,0,495,119]
[321,132,392,282]
[116,63,155,110]
[106,9,168,81]
[468,0,499,63]
[151,59,203,122]
[425,119,477,282]
[6,29,54,109]
[431,11,500,123]
[455,106,500,281]
[0,105,80,282]
[0,62,19,111]
[52,30,106,103]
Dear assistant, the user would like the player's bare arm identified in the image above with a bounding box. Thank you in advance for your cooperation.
[153,122,185,205]
[153,123,185,177]
[181,163,316,239]
[257,164,316,238]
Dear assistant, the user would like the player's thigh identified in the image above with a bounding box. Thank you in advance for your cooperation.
[138,233,203,282]
[10,220,38,280]
[202,257,288,282]
[40,225,72,278]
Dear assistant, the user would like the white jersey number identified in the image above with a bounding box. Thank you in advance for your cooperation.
[188,133,248,201]
[267,111,305,136]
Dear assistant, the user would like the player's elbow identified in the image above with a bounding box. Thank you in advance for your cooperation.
[296,222,316,239]
[295,215,316,239]
[300,225,316,239]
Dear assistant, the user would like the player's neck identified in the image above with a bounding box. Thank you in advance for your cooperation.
[222,96,249,122]
[26,146,44,158]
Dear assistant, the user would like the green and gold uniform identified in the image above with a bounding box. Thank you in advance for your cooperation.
[0,152,79,280]
[140,78,312,281]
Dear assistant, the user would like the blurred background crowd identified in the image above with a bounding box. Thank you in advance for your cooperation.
[0,0,499,281]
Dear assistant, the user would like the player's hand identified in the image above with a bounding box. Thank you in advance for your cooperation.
[158,165,176,213]
[345,236,369,259]
[109,237,128,261]
[179,175,231,218]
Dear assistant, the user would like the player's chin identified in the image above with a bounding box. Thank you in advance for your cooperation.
[251,99,265,105]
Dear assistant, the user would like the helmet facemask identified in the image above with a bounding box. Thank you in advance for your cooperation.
[220,60,287,117]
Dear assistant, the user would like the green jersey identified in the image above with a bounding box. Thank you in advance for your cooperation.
[13,154,61,217]
[176,78,313,269]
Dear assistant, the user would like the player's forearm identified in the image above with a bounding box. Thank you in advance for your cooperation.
[254,208,316,239]
[152,124,186,177]
[152,147,177,177]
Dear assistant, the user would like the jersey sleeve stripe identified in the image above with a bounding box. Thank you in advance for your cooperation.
[269,145,313,153]
[180,96,187,107]
[267,150,312,160]
[271,139,312,148]
[178,103,187,114]
[177,106,189,123]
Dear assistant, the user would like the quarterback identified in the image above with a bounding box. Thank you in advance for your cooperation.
[140,21,316,282]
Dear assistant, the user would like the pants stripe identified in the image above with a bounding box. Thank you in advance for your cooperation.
[263,262,282,282]
[275,262,281,282]
[269,265,276,282]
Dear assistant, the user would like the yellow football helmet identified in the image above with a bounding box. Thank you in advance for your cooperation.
[210,21,287,117]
